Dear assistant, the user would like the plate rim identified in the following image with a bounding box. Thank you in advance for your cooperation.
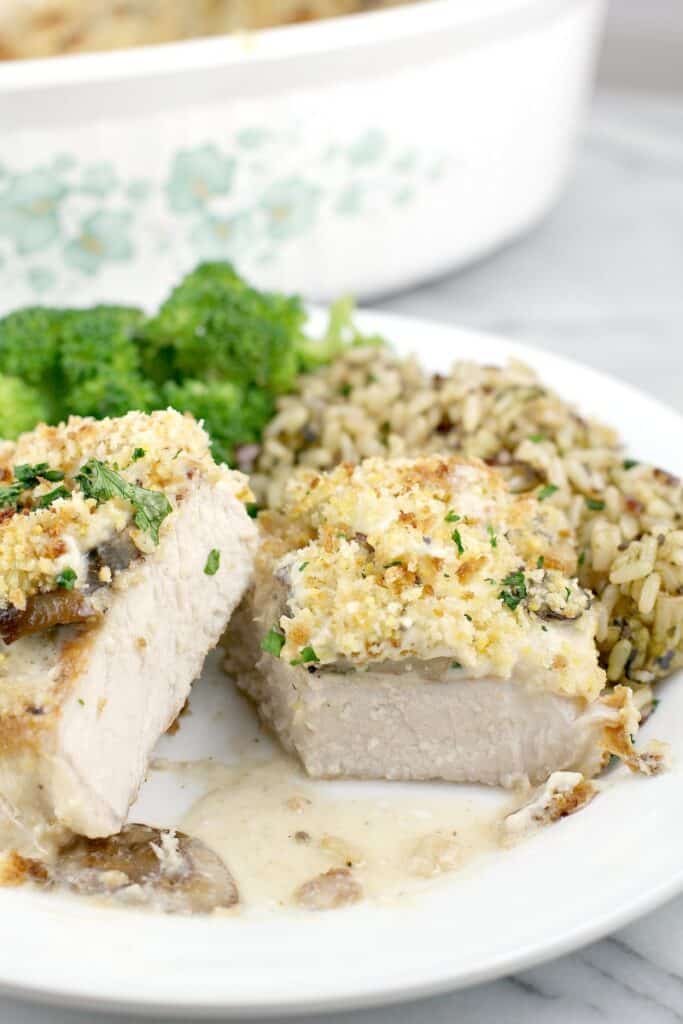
[0,307,681,1019]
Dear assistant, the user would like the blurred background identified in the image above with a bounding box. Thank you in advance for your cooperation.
[600,0,683,91]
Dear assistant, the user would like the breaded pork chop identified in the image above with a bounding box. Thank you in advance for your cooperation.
[0,410,257,856]
[227,455,640,786]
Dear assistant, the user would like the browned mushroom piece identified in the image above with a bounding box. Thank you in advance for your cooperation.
[52,824,238,914]
[293,867,362,911]
[0,590,98,645]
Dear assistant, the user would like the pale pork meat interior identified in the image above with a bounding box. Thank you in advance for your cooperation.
[0,410,257,857]
[228,455,640,786]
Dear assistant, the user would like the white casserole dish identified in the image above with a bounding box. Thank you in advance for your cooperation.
[0,0,605,308]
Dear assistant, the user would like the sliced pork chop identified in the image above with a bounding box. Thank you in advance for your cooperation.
[0,410,257,856]
[227,455,642,786]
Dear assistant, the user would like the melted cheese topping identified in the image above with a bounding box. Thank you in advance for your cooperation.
[259,456,605,699]
[0,409,252,609]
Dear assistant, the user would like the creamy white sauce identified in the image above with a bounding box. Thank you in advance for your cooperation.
[154,755,512,912]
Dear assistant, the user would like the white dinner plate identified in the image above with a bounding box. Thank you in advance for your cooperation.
[1,309,682,1018]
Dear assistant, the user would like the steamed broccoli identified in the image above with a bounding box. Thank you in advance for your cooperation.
[0,261,384,461]
[58,306,158,419]
[139,262,306,394]
[0,374,50,439]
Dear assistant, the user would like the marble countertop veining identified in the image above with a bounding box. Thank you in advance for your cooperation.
[2,91,683,1024]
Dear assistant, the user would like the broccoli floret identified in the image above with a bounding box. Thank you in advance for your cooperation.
[163,378,274,464]
[0,307,64,420]
[0,374,50,440]
[58,306,158,419]
[139,262,305,396]
[296,296,384,372]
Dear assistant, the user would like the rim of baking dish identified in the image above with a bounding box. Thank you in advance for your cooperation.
[0,0,594,93]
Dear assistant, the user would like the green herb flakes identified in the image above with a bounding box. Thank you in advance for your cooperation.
[445,510,461,523]
[585,497,606,512]
[299,562,309,572]
[451,661,462,670]
[245,502,260,519]
[529,434,545,443]
[291,645,320,666]
[56,567,77,590]
[451,529,464,555]
[487,525,497,548]
[76,458,172,544]
[499,571,527,611]
[537,555,545,569]
[15,462,64,486]
[261,627,285,657]
[537,484,558,501]
[204,549,220,576]
[131,447,146,462]
[36,485,70,508]
[623,459,639,470]
[0,481,24,509]
[384,560,403,569]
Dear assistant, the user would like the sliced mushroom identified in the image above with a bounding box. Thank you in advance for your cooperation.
[0,590,98,645]
[293,867,362,911]
[52,824,238,914]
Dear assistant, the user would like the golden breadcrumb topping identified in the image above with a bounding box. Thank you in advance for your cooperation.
[258,456,605,700]
[0,410,252,610]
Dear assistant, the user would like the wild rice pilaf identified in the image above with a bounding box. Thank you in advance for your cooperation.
[249,345,683,691]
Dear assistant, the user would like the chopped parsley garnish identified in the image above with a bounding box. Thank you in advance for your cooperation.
[245,502,260,518]
[499,570,527,611]
[15,462,64,486]
[578,549,586,567]
[299,562,309,572]
[384,560,403,569]
[623,459,639,470]
[464,613,472,622]
[35,484,70,508]
[131,447,146,462]
[541,625,548,632]
[585,497,606,512]
[56,567,77,590]
[485,577,497,585]
[652,698,660,711]
[565,586,571,602]
[261,627,285,657]
[291,645,320,666]
[537,555,545,569]
[0,481,24,509]
[529,434,545,443]
[204,549,220,576]
[537,484,558,501]
[451,661,462,669]
[76,458,172,544]
[487,525,497,548]
[445,510,461,523]
[77,698,85,707]
[451,529,464,555]
[339,383,352,398]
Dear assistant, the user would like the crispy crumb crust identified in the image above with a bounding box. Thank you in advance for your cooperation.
[257,455,604,699]
[0,410,252,610]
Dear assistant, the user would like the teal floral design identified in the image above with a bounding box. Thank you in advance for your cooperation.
[189,211,254,260]
[347,129,386,166]
[0,130,449,304]
[0,167,67,255]
[261,178,320,240]
[25,266,56,293]
[79,163,118,197]
[166,144,235,214]
[64,210,133,275]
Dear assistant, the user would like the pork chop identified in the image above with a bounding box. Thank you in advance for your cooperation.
[0,410,257,856]
[227,455,641,786]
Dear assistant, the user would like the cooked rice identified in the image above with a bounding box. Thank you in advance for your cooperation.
[249,345,683,689]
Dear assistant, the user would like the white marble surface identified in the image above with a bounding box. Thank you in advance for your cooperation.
[2,91,683,1023]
